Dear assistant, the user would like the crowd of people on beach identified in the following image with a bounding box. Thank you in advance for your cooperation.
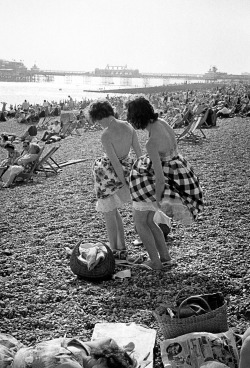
[0,82,250,127]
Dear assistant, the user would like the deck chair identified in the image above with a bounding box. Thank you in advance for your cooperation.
[60,119,81,137]
[36,117,54,131]
[177,109,209,143]
[60,111,81,137]
[36,146,61,175]
[14,146,45,184]
[36,117,46,130]
[171,110,192,129]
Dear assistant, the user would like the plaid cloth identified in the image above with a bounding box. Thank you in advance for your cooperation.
[129,153,203,221]
[93,155,134,199]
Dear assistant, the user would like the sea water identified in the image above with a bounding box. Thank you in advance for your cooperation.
[0,75,197,107]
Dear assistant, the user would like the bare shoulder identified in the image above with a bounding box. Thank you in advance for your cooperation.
[119,120,133,131]
[101,129,111,143]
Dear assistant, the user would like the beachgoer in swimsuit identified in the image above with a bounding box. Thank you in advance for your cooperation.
[127,96,203,270]
[89,99,142,260]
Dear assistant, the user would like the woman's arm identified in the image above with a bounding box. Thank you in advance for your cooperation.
[101,133,127,185]
[146,138,165,206]
[132,129,142,158]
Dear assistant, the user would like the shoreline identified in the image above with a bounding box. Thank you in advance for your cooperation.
[83,82,224,95]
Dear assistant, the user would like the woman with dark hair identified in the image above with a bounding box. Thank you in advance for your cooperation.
[89,99,142,260]
[127,96,203,270]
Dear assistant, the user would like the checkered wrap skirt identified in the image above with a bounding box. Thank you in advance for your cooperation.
[129,153,203,222]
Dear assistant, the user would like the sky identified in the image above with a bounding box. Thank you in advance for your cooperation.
[1,0,250,75]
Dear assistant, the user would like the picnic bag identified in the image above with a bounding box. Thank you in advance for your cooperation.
[70,239,115,280]
[153,290,228,339]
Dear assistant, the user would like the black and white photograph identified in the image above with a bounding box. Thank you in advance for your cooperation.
[0,1,250,367]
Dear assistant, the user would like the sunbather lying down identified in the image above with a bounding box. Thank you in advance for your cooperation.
[2,333,136,368]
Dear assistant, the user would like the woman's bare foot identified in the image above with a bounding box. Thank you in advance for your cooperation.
[142,260,163,270]
[160,257,171,263]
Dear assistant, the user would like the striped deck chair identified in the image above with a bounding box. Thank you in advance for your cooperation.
[171,110,192,129]
[177,109,209,143]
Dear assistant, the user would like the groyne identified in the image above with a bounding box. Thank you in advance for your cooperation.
[83,83,223,95]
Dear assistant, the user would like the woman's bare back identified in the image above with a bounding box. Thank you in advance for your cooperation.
[148,118,177,156]
[102,120,134,158]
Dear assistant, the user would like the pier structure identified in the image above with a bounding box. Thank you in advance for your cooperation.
[10,70,250,82]
[1,60,250,82]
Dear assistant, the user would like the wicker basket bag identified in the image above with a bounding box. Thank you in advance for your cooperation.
[153,292,228,339]
[70,240,115,280]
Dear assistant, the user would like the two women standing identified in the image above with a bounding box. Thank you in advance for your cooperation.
[89,97,203,270]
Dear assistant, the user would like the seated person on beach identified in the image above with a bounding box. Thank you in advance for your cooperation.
[41,120,61,141]
[38,108,46,119]
[1,143,40,188]
[0,133,10,147]
[9,335,136,368]
[216,104,231,118]
[0,102,7,122]
[51,105,60,116]
[0,143,20,167]
[21,140,30,154]
[20,125,38,142]
[6,105,16,118]
[172,109,184,128]
[16,110,27,123]
[0,142,20,178]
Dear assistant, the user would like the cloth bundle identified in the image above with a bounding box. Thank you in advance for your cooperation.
[78,242,107,271]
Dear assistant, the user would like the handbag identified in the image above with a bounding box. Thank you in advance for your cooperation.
[153,289,228,339]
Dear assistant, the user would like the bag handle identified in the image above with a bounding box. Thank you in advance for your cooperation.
[174,287,204,306]
[177,295,211,319]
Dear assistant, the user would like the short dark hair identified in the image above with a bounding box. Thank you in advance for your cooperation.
[1,134,9,142]
[88,100,115,122]
[4,143,14,150]
[126,96,158,130]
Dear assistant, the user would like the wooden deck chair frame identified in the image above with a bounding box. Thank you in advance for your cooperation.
[36,117,46,130]
[177,109,209,143]
[36,117,55,131]
[36,146,61,175]
[60,119,81,137]
[172,110,192,129]
[14,146,45,184]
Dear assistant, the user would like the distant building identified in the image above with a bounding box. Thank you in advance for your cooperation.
[95,65,140,77]
[203,66,229,80]
[30,64,40,72]
[0,59,28,81]
[0,59,27,74]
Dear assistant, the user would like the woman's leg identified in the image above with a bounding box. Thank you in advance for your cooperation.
[104,209,126,251]
[115,209,126,250]
[104,209,119,250]
[147,211,171,262]
[239,328,250,368]
[133,209,162,269]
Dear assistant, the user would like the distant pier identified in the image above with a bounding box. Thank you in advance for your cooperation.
[1,60,250,82]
